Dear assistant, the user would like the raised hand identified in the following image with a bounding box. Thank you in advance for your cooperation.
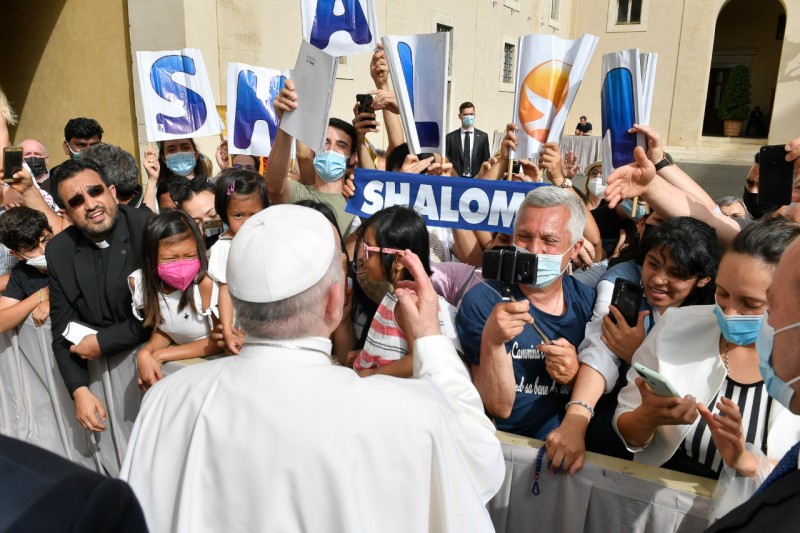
[604,146,656,209]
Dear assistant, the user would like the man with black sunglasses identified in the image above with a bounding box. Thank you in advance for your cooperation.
[46,158,152,475]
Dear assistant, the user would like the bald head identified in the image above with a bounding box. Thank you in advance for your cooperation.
[20,139,47,157]
[20,139,49,179]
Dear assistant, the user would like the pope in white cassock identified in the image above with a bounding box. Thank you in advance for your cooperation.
[120,204,505,532]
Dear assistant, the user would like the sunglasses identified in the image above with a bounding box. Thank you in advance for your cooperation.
[588,170,602,177]
[67,184,106,209]
[232,164,257,171]
[362,241,402,261]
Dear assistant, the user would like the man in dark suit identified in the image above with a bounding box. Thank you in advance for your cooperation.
[706,236,800,532]
[0,435,147,532]
[445,102,491,177]
[46,159,151,436]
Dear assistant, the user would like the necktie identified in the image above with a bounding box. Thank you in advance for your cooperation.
[754,440,800,495]
[463,132,471,176]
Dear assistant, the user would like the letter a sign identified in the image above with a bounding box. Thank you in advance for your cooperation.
[136,48,221,142]
[300,0,379,56]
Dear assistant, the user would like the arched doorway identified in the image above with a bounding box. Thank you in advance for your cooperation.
[702,0,785,137]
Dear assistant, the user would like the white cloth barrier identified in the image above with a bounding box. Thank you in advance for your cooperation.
[0,318,141,475]
[560,135,603,174]
[0,328,26,439]
[489,432,716,532]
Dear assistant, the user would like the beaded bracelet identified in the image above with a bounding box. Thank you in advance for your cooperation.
[565,400,595,418]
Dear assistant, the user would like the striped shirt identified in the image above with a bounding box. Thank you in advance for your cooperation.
[682,377,770,475]
[354,292,461,370]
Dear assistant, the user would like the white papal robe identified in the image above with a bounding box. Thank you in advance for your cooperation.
[120,335,505,532]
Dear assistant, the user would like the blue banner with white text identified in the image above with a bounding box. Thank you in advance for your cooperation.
[345,169,548,232]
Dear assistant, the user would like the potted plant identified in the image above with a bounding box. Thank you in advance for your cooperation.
[718,64,751,137]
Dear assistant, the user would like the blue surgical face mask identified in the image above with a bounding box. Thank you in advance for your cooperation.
[462,115,475,128]
[166,151,197,176]
[713,302,763,346]
[516,244,572,289]
[621,199,648,221]
[313,151,347,182]
[756,310,800,409]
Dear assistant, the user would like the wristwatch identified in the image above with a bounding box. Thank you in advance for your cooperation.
[654,152,674,171]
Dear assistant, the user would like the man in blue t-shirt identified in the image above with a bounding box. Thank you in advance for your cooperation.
[457,187,596,440]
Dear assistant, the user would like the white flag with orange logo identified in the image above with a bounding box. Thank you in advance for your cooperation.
[511,34,598,159]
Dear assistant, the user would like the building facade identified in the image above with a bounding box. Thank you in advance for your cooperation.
[0,0,796,169]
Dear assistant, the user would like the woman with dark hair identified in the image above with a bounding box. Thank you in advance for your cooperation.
[143,138,210,211]
[130,210,222,389]
[615,218,800,487]
[173,175,223,249]
[547,216,721,469]
[351,206,461,377]
[157,138,206,181]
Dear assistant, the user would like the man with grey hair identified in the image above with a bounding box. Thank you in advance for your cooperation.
[457,186,596,441]
[120,204,505,532]
[81,143,144,208]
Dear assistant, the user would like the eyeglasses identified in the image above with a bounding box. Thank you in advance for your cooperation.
[588,170,602,177]
[232,164,257,171]
[362,241,402,261]
[67,184,106,209]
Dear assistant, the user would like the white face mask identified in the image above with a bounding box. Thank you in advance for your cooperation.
[587,178,606,197]
[22,253,48,272]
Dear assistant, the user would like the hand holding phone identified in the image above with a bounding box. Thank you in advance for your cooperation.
[633,363,680,398]
[610,278,643,327]
[3,146,23,184]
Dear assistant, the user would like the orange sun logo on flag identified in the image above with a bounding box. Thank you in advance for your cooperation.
[518,60,572,142]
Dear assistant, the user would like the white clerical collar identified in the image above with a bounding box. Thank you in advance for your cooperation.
[94,240,110,249]
[242,335,333,360]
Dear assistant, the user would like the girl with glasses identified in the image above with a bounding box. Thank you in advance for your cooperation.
[351,206,461,377]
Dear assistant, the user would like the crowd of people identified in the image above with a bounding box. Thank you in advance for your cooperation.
[1,41,800,532]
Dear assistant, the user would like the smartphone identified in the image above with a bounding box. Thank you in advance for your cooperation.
[416,152,435,161]
[356,93,374,114]
[511,160,521,175]
[633,363,681,398]
[3,146,23,183]
[610,278,643,327]
[758,144,794,207]
[482,246,537,285]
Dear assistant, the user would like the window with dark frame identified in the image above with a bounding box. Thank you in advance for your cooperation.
[436,24,454,76]
[616,0,642,24]
[550,0,560,22]
[503,42,515,83]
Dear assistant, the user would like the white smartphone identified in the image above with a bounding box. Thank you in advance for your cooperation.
[633,363,681,398]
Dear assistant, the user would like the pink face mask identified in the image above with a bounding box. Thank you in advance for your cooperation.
[157,258,201,291]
